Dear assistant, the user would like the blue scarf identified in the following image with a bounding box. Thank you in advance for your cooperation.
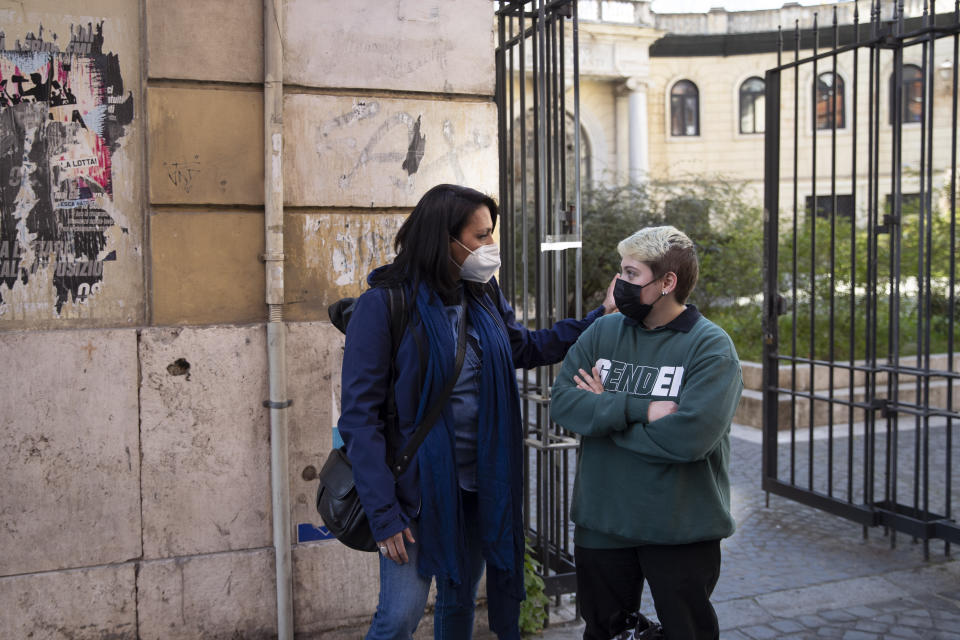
[413,282,525,609]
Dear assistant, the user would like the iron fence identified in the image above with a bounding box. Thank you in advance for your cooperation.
[496,0,583,598]
[763,1,960,558]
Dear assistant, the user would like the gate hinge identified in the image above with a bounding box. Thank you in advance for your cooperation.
[878,22,898,48]
[768,294,787,319]
[869,397,892,417]
[877,214,898,234]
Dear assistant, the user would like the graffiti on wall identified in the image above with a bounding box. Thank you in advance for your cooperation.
[300,214,406,289]
[0,22,133,315]
[315,99,493,194]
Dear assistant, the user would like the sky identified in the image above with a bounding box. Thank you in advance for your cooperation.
[650,0,841,12]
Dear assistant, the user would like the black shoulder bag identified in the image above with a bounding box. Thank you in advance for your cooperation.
[316,295,468,551]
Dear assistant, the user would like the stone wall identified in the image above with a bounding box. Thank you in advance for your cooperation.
[0,0,498,637]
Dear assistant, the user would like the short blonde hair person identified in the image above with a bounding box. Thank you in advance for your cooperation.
[617,225,699,303]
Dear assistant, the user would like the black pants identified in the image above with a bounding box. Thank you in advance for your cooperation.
[575,540,721,640]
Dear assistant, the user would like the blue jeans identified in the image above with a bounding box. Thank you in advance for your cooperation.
[366,491,517,640]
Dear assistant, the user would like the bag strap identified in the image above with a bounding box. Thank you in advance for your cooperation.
[385,287,406,359]
[390,296,469,477]
[380,287,408,451]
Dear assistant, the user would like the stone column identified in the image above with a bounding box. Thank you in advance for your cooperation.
[615,82,631,184]
[624,77,649,183]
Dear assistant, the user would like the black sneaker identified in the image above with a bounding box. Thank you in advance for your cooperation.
[633,615,664,640]
[609,611,665,640]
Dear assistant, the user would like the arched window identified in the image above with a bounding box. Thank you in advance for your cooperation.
[814,72,844,130]
[739,77,765,134]
[670,80,700,136]
[512,109,591,201]
[889,64,924,124]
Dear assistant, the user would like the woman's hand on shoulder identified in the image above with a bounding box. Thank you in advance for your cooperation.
[601,275,618,315]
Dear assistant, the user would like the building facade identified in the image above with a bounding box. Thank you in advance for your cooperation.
[576,0,952,218]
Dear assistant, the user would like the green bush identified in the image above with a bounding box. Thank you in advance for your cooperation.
[571,178,957,362]
[576,177,765,358]
[774,200,959,363]
[519,539,549,636]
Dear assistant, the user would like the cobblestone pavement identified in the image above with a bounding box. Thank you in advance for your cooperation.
[513,424,960,640]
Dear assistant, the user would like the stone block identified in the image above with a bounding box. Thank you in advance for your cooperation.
[284,212,407,321]
[287,322,345,537]
[284,94,498,208]
[284,0,495,95]
[139,325,272,559]
[0,563,136,639]
[148,87,264,205]
[292,541,381,634]
[733,388,795,430]
[736,378,960,431]
[150,211,266,326]
[745,354,960,395]
[137,549,276,639]
[146,0,262,83]
[0,329,140,576]
[740,362,812,392]
[740,361,763,391]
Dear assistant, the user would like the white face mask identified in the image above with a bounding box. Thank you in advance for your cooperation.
[451,237,501,283]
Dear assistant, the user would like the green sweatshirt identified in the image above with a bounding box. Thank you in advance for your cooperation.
[550,306,742,548]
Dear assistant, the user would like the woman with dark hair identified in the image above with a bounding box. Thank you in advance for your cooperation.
[338,184,615,640]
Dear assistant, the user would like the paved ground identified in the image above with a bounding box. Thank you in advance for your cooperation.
[332,421,959,639]
[517,422,960,639]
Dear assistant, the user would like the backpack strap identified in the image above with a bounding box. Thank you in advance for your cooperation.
[385,286,406,361]
[381,287,408,455]
[384,285,428,391]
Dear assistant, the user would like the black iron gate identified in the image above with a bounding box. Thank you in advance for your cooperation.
[763,2,960,558]
[495,0,583,597]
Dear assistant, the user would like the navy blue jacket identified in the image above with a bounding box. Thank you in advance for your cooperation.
[338,275,604,543]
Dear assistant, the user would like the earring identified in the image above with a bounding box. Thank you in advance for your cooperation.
[661,290,667,296]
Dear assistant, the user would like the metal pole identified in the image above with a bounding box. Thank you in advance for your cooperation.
[762,66,782,493]
[828,6,839,499]
[946,0,959,558]
[572,0,582,318]
[888,0,906,550]
[791,20,801,489]
[810,12,819,492]
[264,0,293,637]
[915,0,932,559]
[867,0,881,528]
[848,2,860,506]
[506,10,516,306]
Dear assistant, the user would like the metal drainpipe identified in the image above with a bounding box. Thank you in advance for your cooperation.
[264,0,293,638]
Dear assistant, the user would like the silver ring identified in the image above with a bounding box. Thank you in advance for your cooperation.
[379,545,388,554]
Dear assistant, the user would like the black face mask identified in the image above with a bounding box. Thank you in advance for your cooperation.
[614,276,664,324]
